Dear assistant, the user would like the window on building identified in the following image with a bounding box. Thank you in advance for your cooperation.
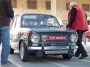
[27,0,37,9]
[11,0,17,8]
[82,4,89,11]
[46,1,51,10]
[66,2,70,10]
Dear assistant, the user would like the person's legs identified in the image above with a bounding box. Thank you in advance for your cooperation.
[83,32,86,45]
[75,30,88,59]
[1,26,10,65]
[75,47,80,57]
[75,30,81,57]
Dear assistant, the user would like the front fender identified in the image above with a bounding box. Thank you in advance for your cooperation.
[19,35,29,50]
[20,35,25,40]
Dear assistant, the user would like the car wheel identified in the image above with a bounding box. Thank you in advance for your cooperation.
[62,54,72,59]
[10,47,14,54]
[20,41,29,62]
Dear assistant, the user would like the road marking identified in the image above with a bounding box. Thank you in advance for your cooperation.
[88,53,90,55]
[9,59,23,67]
[44,60,69,67]
[81,60,90,63]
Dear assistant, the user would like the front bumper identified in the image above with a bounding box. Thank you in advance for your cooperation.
[28,46,76,54]
[28,46,69,50]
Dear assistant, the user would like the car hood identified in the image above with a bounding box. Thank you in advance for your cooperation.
[17,27,76,34]
[31,27,76,33]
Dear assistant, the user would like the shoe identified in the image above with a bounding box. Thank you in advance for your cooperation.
[7,60,12,64]
[79,55,88,59]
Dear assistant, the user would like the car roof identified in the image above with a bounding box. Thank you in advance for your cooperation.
[14,13,55,17]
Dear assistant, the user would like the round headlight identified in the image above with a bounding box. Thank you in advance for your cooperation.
[70,34,78,42]
[30,34,40,43]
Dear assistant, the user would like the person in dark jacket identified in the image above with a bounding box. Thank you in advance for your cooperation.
[0,0,14,65]
[67,2,88,59]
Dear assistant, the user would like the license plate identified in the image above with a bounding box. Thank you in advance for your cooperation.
[45,50,68,54]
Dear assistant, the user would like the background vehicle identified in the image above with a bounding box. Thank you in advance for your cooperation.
[10,14,78,62]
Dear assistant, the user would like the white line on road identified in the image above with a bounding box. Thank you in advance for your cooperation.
[9,59,23,67]
[81,60,90,63]
[44,60,69,67]
[88,53,90,55]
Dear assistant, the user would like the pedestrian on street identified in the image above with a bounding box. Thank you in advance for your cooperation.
[66,2,88,59]
[0,0,14,65]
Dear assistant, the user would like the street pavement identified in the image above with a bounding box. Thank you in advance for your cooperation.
[0,42,90,67]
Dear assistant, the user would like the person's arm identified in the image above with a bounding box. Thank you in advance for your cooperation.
[4,0,14,18]
[67,8,77,28]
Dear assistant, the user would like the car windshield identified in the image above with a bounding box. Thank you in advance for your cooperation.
[21,14,60,28]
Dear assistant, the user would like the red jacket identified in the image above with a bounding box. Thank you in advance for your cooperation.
[68,6,88,31]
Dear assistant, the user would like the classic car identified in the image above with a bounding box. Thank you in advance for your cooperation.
[10,14,78,62]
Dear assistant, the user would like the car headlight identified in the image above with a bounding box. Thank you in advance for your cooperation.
[30,34,40,43]
[70,33,78,43]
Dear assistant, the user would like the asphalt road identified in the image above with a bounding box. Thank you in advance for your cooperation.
[0,43,90,67]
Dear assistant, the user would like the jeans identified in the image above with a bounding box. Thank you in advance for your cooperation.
[83,32,86,45]
[0,26,10,64]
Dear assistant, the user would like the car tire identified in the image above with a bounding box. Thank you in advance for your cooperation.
[62,54,72,59]
[10,47,14,54]
[20,41,29,62]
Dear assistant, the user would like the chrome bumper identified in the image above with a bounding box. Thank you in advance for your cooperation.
[28,46,70,50]
[28,46,76,54]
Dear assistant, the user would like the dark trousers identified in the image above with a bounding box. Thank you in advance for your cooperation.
[75,30,87,56]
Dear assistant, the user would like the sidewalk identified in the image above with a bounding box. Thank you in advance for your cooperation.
[83,42,90,46]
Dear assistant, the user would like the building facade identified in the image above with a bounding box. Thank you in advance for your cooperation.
[12,0,90,24]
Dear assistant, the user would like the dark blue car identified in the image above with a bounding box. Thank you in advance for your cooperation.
[10,14,78,62]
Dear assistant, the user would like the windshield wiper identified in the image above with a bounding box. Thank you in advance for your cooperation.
[46,25,59,28]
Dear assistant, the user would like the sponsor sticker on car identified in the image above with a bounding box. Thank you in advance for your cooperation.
[42,35,67,41]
